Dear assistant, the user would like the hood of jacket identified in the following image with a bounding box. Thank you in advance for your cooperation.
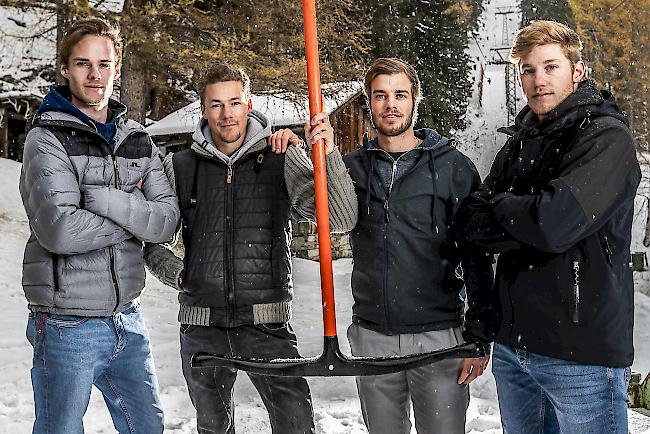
[362,127,454,189]
[501,80,628,139]
[190,109,271,164]
[34,85,143,149]
[37,85,128,145]
[364,127,452,153]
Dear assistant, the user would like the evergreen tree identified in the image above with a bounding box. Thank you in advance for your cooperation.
[520,0,575,27]
[0,0,369,122]
[366,0,482,135]
[569,0,649,150]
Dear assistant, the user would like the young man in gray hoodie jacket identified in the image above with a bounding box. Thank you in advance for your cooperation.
[144,63,358,434]
[20,18,179,434]
[341,58,495,434]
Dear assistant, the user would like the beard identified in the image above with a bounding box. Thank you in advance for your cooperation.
[373,107,416,137]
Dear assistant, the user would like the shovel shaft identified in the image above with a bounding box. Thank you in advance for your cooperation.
[303,0,337,338]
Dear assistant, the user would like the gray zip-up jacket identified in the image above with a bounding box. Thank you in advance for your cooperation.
[20,97,180,316]
[144,110,358,325]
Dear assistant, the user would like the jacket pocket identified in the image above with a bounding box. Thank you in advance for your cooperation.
[598,232,613,266]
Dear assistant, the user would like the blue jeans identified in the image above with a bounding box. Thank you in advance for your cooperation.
[26,305,164,434]
[492,343,630,434]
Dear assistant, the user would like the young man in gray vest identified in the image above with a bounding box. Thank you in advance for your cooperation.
[20,17,180,434]
[144,62,357,433]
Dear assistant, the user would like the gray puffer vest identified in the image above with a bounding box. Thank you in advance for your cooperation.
[20,107,179,316]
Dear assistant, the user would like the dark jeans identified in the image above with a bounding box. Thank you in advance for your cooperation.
[180,323,315,434]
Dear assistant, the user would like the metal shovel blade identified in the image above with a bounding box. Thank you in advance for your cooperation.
[191,336,484,377]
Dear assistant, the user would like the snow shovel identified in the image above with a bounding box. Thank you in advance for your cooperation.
[191,0,484,377]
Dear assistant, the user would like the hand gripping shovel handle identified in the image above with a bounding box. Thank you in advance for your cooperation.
[190,0,485,376]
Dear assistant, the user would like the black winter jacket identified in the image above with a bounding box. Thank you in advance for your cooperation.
[344,129,495,342]
[453,80,640,367]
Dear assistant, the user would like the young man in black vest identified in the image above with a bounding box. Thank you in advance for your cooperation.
[337,57,494,434]
[145,62,357,433]
[453,21,640,433]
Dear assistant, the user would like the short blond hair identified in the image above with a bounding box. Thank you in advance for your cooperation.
[198,63,251,107]
[510,20,583,64]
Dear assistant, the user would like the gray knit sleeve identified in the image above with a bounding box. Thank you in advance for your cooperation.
[284,145,358,233]
[143,152,184,291]
[144,242,184,290]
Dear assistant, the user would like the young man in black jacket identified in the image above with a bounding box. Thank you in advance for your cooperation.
[335,57,494,434]
[453,21,640,434]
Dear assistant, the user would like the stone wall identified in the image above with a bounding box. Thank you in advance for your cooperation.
[290,221,352,261]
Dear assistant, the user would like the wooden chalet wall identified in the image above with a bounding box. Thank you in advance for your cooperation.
[0,95,41,161]
[329,92,374,156]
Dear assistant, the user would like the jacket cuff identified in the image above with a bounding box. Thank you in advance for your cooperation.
[83,186,112,217]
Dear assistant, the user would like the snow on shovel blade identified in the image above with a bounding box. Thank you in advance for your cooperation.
[191,336,484,377]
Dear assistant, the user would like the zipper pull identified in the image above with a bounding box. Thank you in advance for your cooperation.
[384,199,390,222]
[388,160,398,193]
[227,167,233,184]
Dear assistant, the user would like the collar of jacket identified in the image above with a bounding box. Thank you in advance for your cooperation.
[37,84,127,126]
[33,99,144,150]
[499,80,628,139]
[363,127,452,155]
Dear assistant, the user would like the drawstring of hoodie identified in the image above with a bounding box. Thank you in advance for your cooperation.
[366,151,376,216]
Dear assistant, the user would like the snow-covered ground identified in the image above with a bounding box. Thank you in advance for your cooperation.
[2,156,650,433]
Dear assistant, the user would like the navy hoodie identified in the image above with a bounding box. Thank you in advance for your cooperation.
[37,85,126,149]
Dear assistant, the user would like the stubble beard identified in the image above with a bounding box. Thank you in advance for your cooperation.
[374,108,415,138]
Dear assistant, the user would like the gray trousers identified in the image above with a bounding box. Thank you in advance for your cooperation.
[347,324,469,434]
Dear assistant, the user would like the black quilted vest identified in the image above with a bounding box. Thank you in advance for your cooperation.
[173,146,293,327]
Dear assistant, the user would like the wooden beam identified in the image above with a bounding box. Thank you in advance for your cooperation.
[0,108,8,159]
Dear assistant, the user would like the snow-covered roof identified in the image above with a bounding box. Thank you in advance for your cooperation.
[0,90,43,100]
[0,2,124,96]
[147,81,363,137]
[0,7,55,96]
